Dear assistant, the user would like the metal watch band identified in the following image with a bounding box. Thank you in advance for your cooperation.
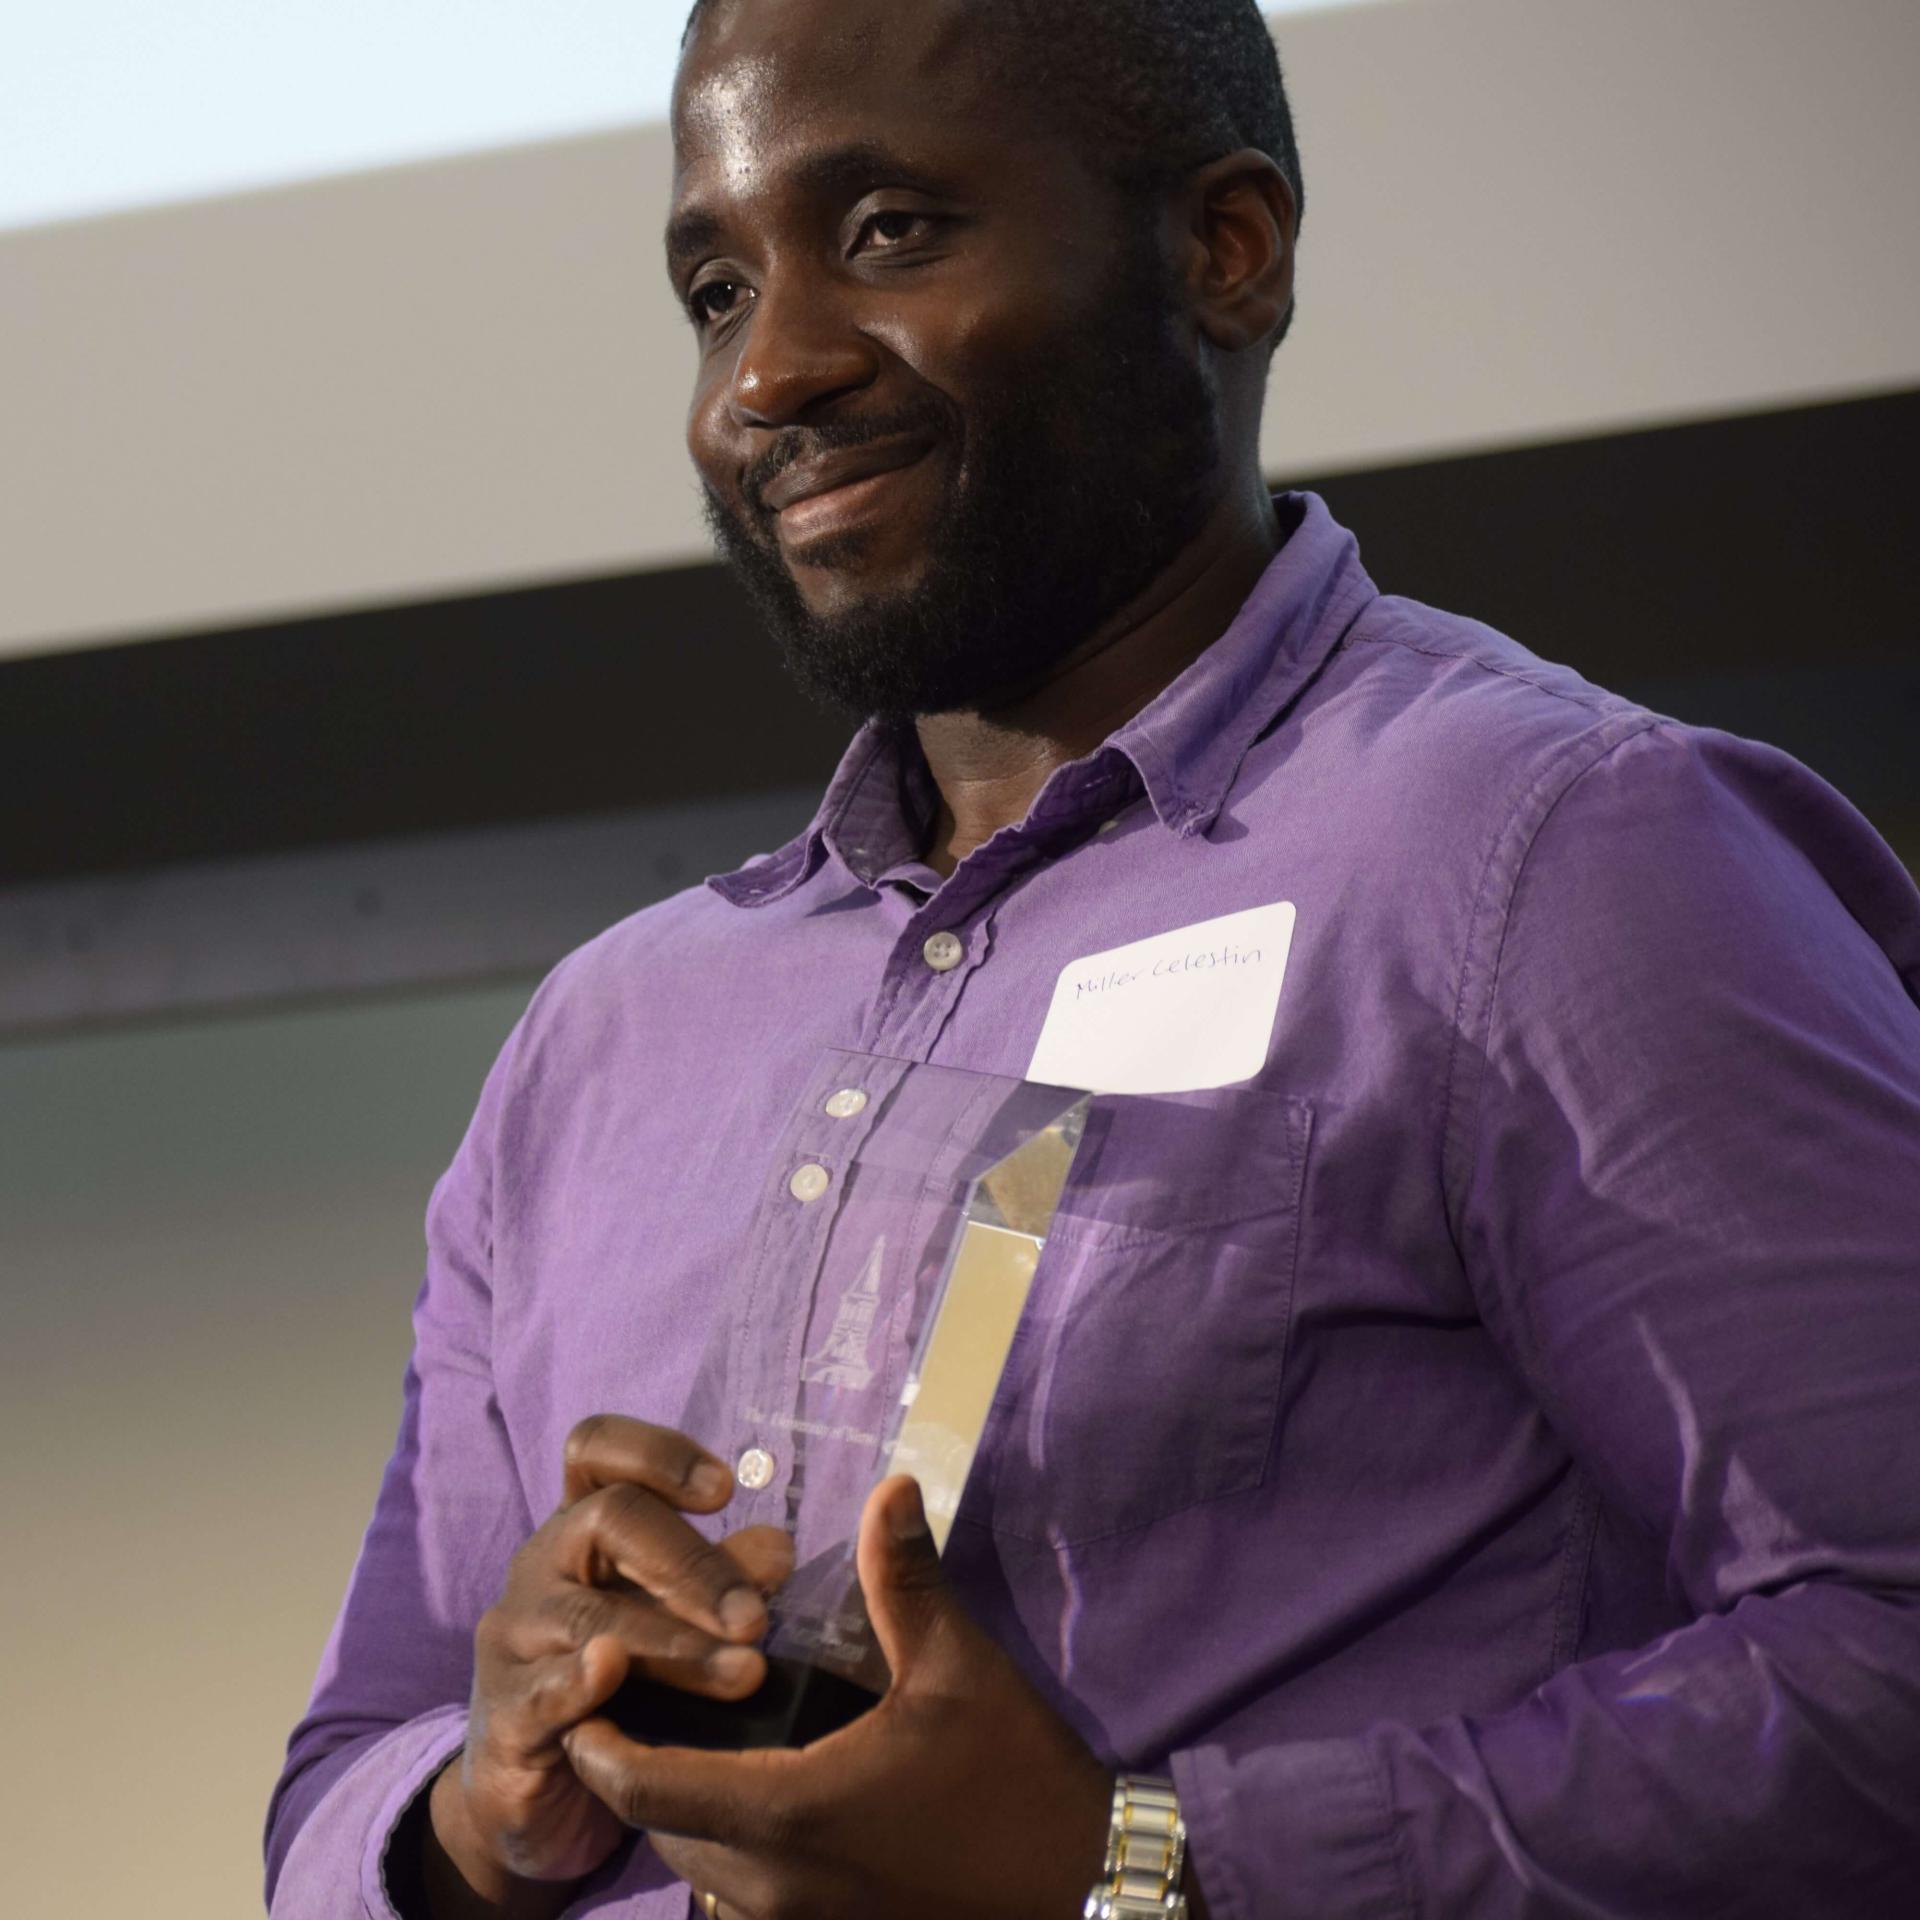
[1082,1774,1188,1919]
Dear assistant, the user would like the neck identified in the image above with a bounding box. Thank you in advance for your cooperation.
[914,482,1282,878]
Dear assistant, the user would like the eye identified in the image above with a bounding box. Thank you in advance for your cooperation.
[688,278,752,328]
[853,208,936,252]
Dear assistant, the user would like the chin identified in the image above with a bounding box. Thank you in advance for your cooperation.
[787,541,935,616]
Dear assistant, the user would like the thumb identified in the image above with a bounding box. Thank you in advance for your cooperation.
[857,1475,969,1683]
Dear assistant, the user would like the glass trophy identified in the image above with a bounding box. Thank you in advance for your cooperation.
[608,1053,1090,1750]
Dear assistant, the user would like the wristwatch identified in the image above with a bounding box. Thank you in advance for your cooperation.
[1082,1774,1188,1919]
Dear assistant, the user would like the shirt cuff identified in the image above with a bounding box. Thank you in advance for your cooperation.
[269,1706,468,1919]
[363,1709,471,1920]
[1172,1734,1414,1920]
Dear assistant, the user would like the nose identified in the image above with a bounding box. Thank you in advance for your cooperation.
[727,274,878,430]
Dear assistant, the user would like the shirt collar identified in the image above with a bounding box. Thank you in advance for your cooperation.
[709,491,1376,907]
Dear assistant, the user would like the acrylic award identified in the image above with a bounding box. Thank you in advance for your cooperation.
[608,1052,1090,1750]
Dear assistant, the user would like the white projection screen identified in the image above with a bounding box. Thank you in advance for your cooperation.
[2,0,1918,660]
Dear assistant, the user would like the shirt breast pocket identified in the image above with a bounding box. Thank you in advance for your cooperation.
[975,1087,1313,1546]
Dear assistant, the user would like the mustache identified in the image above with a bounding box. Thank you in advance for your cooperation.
[741,400,957,518]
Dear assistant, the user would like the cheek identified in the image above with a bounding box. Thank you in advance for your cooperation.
[873,286,1063,412]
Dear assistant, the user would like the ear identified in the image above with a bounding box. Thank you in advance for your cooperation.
[1176,148,1298,356]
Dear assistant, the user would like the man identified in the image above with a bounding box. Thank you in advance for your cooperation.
[267,0,1920,1914]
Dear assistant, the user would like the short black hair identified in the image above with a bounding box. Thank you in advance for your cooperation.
[682,1,1305,286]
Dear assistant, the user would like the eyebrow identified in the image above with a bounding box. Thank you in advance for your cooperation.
[664,207,725,280]
[664,140,966,281]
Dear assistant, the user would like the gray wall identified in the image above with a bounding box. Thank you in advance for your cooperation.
[0,984,532,1915]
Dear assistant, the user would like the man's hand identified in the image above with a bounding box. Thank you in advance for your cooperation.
[425,1415,794,1916]
[561,1476,1114,1920]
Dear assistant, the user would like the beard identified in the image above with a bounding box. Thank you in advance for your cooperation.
[701,240,1224,722]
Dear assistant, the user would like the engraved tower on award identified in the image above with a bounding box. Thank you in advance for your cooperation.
[610,1052,1090,1749]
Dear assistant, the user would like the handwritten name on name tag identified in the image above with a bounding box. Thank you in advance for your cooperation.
[1026,902,1296,1094]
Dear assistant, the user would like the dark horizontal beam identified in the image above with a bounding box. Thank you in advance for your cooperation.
[0,560,845,887]
[1,386,1914,892]
[1296,386,1920,684]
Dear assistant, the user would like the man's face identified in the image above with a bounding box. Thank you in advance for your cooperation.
[669,0,1221,720]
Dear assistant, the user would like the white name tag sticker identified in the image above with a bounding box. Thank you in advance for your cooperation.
[1026,902,1297,1095]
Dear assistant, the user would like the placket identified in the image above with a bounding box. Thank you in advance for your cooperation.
[856,861,1021,1063]
[716,1049,912,1531]
[719,773,1138,1524]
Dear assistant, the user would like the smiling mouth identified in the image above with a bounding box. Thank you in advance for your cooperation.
[760,439,938,548]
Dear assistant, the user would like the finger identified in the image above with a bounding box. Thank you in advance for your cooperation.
[563,1413,735,1513]
[480,1636,630,1761]
[578,1632,630,1709]
[565,1484,770,1643]
[640,1643,769,1703]
[561,1719,802,1844]
[574,1629,766,1719]
[857,1475,969,1684]
[652,1834,773,1919]
[523,1584,769,1702]
[720,1525,796,1596]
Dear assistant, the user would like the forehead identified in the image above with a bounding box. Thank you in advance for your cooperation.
[671,0,1031,199]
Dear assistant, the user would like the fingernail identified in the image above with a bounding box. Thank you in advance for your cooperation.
[688,1461,732,1502]
[719,1587,766,1638]
[890,1483,931,1542]
[707,1645,759,1685]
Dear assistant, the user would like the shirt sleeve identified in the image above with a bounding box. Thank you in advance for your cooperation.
[1174,722,1920,1918]
[264,1023,539,1917]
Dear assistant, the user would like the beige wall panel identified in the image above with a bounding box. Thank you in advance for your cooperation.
[0,126,693,658]
[1269,0,1920,474]
[2,0,1918,657]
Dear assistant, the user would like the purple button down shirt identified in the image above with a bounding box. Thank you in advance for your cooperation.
[268,495,1920,1918]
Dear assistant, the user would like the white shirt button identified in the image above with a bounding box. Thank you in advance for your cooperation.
[824,1087,869,1120]
[788,1162,832,1203]
[923,931,965,972]
[736,1447,775,1491]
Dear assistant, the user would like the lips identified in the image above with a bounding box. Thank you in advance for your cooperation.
[756,436,937,548]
